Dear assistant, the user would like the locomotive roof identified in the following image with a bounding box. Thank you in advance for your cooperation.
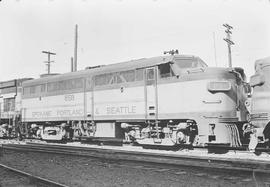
[23,55,203,86]
[0,78,33,89]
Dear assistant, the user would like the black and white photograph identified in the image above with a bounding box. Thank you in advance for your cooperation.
[0,0,270,186]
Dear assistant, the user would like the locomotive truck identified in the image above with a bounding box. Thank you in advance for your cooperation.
[20,54,250,147]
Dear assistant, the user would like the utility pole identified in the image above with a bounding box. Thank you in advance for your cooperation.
[74,24,78,72]
[71,57,74,72]
[42,51,56,74]
[213,32,217,67]
[223,23,234,68]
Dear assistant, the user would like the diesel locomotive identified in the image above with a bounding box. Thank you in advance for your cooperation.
[0,78,32,138]
[19,54,250,147]
[245,57,270,149]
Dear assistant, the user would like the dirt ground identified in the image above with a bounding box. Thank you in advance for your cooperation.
[0,167,38,187]
[0,149,269,187]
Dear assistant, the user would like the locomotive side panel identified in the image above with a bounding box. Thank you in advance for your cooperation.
[158,79,237,118]
[93,85,145,120]
[22,92,85,122]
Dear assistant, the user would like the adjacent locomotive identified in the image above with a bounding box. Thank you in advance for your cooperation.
[0,78,32,138]
[245,57,270,149]
[20,54,249,147]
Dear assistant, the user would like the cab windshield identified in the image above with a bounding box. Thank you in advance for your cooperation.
[173,57,207,69]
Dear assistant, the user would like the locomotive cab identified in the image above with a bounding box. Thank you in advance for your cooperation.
[121,55,248,147]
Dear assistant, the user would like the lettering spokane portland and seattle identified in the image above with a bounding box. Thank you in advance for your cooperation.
[32,109,83,118]
[32,106,136,118]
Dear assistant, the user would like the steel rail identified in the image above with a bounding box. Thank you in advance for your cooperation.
[0,163,69,187]
[2,143,270,174]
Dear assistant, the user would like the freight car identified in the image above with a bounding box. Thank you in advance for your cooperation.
[245,57,270,150]
[20,54,250,147]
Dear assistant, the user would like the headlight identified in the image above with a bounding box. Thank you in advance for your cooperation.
[207,81,231,92]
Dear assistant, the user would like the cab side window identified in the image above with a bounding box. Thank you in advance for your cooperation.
[158,63,174,78]
[147,68,155,80]
[146,68,156,85]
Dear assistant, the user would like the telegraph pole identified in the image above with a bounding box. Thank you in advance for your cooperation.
[74,24,78,72]
[42,51,56,74]
[71,57,74,72]
[213,32,217,67]
[223,23,234,68]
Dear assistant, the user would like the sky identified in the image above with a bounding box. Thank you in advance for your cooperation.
[0,0,269,81]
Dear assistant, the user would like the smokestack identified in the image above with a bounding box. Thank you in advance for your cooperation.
[74,24,78,71]
[71,57,74,72]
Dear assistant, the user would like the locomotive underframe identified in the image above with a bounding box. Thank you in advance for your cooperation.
[21,117,243,148]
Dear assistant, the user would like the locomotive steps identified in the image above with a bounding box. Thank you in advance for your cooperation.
[1,142,270,174]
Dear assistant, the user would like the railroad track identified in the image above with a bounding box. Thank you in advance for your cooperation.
[1,142,270,174]
[0,163,69,187]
